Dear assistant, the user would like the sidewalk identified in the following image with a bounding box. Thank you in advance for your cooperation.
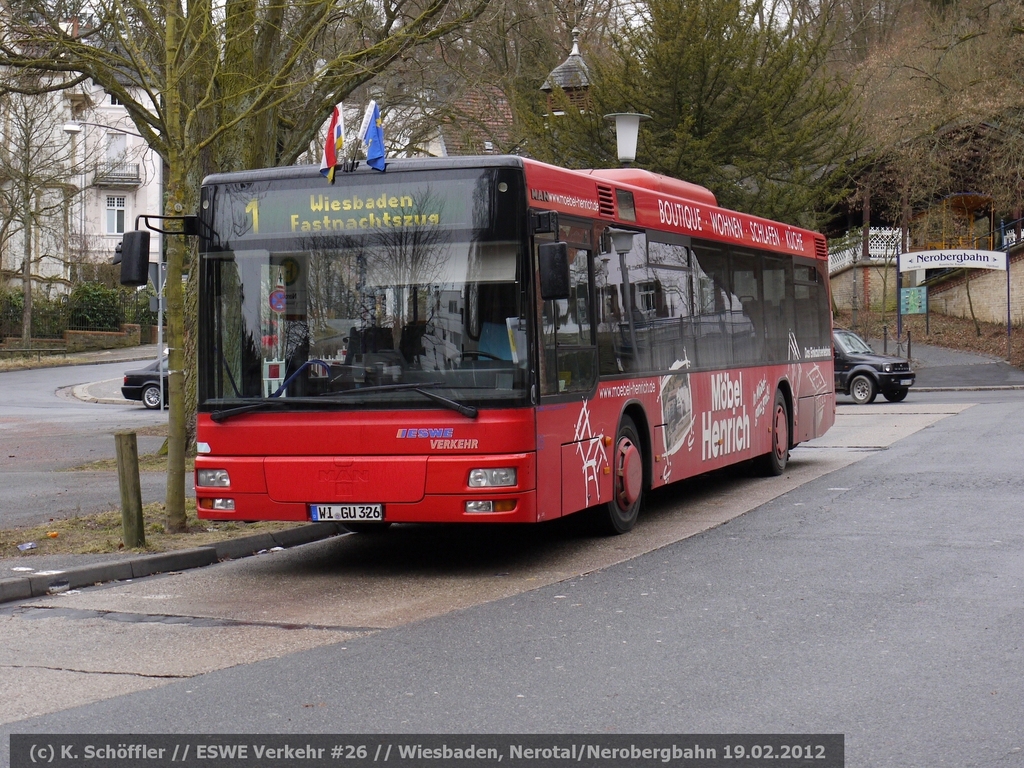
[878,340,1024,390]
[0,523,349,604]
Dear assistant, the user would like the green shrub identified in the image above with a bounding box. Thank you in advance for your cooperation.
[68,283,121,331]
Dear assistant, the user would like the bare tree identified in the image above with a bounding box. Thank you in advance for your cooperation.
[0,76,78,344]
[1,0,488,531]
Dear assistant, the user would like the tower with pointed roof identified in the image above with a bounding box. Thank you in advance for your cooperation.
[540,28,591,114]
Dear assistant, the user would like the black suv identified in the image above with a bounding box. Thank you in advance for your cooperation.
[833,328,915,404]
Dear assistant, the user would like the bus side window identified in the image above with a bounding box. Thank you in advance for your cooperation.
[641,240,693,373]
[539,247,596,394]
[730,250,763,365]
[692,244,732,370]
[596,232,650,374]
[763,256,794,364]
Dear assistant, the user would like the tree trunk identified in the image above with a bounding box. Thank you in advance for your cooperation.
[163,161,189,533]
[965,272,981,337]
[162,0,188,533]
[20,195,32,347]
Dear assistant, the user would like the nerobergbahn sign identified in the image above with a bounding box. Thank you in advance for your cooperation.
[899,249,1007,272]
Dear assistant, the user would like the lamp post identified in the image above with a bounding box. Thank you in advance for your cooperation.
[62,120,165,410]
[607,227,638,357]
[61,122,87,267]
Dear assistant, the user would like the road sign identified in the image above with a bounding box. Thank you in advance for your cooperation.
[269,288,287,313]
[900,286,927,315]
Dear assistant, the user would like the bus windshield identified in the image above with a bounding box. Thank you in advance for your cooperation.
[200,235,530,410]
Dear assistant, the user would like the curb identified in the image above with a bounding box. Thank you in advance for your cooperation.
[913,385,1024,392]
[0,350,160,372]
[71,379,133,405]
[0,522,348,605]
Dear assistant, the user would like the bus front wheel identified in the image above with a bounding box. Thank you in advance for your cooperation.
[596,416,644,535]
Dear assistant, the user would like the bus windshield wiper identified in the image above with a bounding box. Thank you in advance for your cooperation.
[212,379,436,423]
[319,381,478,419]
[209,398,291,423]
[409,386,478,419]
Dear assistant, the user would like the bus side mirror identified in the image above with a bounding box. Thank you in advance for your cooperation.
[119,230,151,287]
[538,242,570,301]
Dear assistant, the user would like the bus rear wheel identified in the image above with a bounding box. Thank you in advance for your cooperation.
[596,416,644,535]
[757,390,790,476]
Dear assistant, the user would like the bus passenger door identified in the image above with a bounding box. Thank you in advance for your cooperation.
[533,234,609,521]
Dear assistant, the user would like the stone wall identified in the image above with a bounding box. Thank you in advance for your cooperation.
[830,263,898,313]
[1,338,66,349]
[64,324,141,352]
[927,252,1024,326]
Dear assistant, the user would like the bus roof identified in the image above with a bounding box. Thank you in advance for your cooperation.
[201,156,716,205]
[201,155,528,187]
[202,155,824,258]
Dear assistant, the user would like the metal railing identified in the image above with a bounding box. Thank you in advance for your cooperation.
[828,228,901,273]
[93,162,141,185]
[830,218,1024,275]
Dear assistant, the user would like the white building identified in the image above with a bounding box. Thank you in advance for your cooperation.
[62,83,163,283]
[0,77,161,294]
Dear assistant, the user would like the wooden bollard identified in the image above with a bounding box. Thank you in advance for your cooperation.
[114,430,146,548]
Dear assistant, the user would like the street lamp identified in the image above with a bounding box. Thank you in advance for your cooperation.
[606,227,639,355]
[61,122,87,267]
[62,119,166,410]
[603,113,651,166]
[63,120,143,138]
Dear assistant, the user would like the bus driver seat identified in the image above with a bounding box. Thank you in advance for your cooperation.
[476,283,516,361]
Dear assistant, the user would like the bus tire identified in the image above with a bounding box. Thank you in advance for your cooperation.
[596,416,644,535]
[344,522,392,534]
[758,390,790,476]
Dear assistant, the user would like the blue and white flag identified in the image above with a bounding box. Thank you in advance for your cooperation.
[359,100,386,172]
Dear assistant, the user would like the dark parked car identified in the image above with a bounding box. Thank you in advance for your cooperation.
[122,356,168,409]
[833,329,915,404]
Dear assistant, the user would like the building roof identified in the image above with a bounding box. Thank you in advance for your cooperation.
[439,87,515,155]
[540,29,590,92]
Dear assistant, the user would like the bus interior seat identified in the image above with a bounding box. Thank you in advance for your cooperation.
[474,282,517,361]
[344,326,394,364]
[400,321,427,363]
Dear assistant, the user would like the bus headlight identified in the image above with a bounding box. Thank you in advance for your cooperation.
[199,498,235,511]
[465,499,517,513]
[468,468,517,488]
[197,469,231,487]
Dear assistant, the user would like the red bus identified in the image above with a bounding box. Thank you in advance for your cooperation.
[193,156,834,534]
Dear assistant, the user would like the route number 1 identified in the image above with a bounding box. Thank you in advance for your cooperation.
[245,200,259,234]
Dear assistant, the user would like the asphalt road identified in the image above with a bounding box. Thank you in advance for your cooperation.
[2,346,1023,768]
[0,360,184,529]
[3,391,1022,768]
